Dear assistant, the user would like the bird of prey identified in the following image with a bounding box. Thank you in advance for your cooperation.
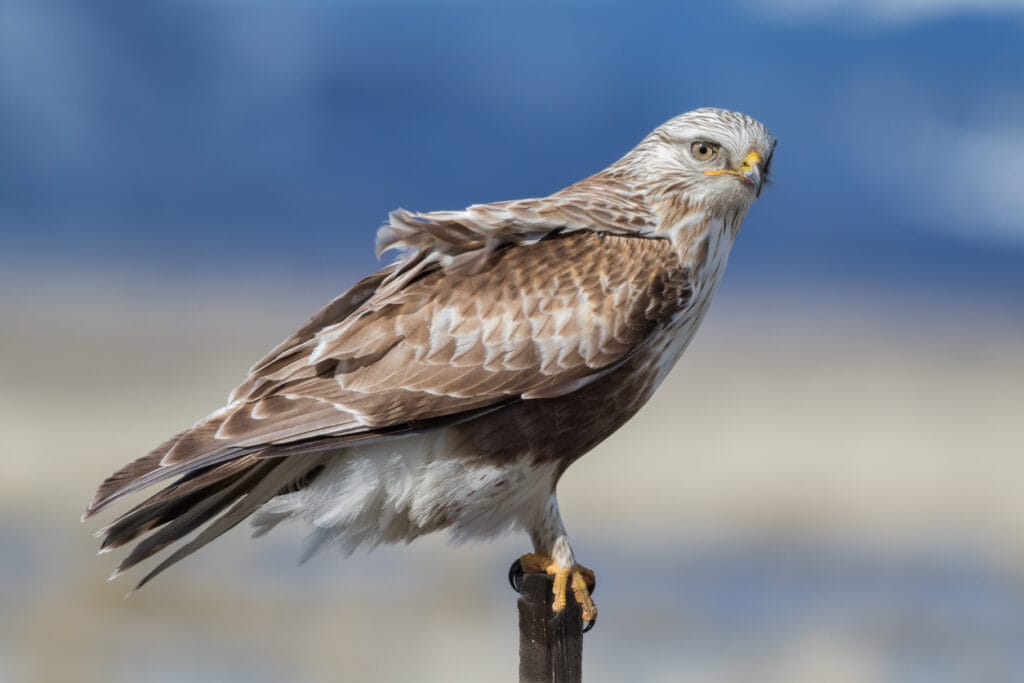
[85,107,775,627]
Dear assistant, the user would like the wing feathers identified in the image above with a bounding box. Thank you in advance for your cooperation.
[84,432,185,519]
[91,232,688,516]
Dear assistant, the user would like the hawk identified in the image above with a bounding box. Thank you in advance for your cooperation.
[85,108,776,627]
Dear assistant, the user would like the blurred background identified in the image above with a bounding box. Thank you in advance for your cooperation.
[2,1,1023,681]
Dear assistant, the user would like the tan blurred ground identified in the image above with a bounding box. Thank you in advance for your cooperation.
[2,272,1022,682]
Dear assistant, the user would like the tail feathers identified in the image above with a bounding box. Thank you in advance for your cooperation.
[98,457,257,552]
[127,455,325,591]
[90,446,328,591]
[111,459,276,584]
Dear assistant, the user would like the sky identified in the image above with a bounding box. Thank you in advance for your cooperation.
[1,0,1022,300]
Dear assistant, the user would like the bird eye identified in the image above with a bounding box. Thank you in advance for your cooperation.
[690,141,718,162]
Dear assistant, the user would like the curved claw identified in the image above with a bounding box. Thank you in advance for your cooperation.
[582,613,597,633]
[508,558,524,594]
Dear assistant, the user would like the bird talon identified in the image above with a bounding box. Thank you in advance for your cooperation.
[511,553,598,631]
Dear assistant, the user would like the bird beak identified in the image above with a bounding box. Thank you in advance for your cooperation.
[740,151,764,196]
[704,150,765,196]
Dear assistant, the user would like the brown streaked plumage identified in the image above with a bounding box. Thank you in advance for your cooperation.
[86,107,776,620]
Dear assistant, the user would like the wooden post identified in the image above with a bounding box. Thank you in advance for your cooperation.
[517,572,583,682]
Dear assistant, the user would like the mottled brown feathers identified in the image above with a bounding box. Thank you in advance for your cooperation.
[86,228,692,586]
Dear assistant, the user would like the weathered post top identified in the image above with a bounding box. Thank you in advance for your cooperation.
[517,572,584,683]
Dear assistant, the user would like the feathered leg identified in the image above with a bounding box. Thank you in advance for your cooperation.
[511,494,597,627]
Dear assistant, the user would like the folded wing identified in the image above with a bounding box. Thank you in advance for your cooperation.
[85,202,690,586]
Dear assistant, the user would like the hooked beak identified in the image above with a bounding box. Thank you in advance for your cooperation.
[704,151,765,196]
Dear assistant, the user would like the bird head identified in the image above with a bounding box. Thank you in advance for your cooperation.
[622,108,776,221]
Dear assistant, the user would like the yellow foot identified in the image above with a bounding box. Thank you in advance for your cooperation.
[511,553,598,626]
